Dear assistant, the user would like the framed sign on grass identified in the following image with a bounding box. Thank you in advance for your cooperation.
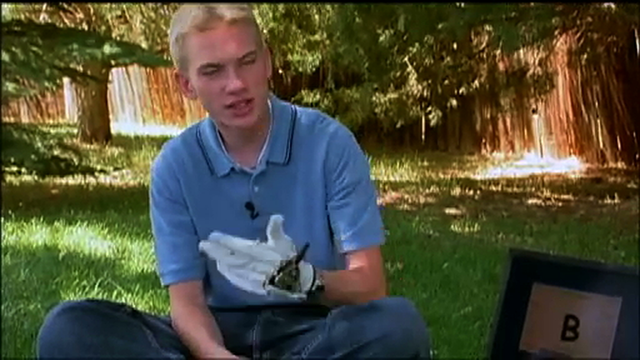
[487,248,639,360]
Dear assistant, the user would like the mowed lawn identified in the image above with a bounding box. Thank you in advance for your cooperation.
[2,124,638,358]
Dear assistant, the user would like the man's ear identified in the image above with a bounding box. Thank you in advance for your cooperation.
[263,43,273,80]
[174,69,197,100]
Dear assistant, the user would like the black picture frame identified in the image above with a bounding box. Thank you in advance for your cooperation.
[486,247,639,360]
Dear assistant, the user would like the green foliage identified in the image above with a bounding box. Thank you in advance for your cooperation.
[1,124,109,179]
[3,3,635,146]
[256,4,334,75]
[323,4,562,129]
[2,3,173,105]
[3,3,178,56]
[294,85,377,129]
[1,18,170,102]
[99,3,181,56]
[251,4,568,131]
[555,3,640,67]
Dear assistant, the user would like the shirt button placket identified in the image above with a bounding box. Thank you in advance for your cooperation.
[248,174,260,218]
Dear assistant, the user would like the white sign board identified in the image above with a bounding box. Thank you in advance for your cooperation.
[519,282,623,359]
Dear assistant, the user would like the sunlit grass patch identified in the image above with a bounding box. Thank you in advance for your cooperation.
[450,218,482,234]
[111,121,185,137]
[1,214,168,358]
[477,152,586,179]
[369,150,496,183]
[5,219,115,256]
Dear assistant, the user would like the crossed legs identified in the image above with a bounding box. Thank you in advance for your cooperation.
[37,297,431,359]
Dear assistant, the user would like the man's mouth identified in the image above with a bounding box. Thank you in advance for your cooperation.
[225,98,253,112]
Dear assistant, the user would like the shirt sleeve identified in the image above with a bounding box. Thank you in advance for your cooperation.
[324,123,386,253]
[150,148,205,286]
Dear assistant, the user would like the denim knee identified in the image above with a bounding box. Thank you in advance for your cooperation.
[36,299,100,357]
[366,296,431,357]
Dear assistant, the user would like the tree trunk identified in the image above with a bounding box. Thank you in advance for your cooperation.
[447,105,461,152]
[76,61,112,144]
[459,95,479,154]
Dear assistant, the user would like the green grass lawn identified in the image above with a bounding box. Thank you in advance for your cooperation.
[2,124,638,358]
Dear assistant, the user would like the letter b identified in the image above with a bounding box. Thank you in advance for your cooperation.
[561,314,580,341]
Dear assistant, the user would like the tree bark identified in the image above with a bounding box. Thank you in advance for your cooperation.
[459,95,479,154]
[75,61,112,144]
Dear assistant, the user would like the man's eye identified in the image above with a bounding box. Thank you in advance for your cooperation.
[241,57,256,66]
[202,68,220,76]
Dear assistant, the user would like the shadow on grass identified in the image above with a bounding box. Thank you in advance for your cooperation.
[376,172,638,266]
[71,133,173,178]
[367,148,492,170]
[3,122,174,147]
[1,241,165,358]
[377,169,638,217]
[2,181,153,243]
[108,133,173,150]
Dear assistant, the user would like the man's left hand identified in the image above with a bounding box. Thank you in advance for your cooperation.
[199,215,320,299]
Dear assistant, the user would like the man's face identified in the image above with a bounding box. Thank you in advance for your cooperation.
[176,21,272,130]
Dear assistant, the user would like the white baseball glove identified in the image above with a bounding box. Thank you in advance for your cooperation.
[198,215,321,299]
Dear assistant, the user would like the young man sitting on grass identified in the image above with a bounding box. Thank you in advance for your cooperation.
[36,4,431,359]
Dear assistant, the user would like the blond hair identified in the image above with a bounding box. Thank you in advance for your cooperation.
[168,3,264,71]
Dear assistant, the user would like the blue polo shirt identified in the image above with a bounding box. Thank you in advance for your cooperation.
[149,94,385,308]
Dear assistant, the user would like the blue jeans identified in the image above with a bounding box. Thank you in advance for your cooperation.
[36,296,431,358]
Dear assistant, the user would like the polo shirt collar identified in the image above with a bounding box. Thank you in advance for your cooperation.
[197,93,296,177]
[265,93,296,165]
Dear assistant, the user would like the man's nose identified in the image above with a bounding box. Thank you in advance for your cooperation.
[225,68,246,93]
